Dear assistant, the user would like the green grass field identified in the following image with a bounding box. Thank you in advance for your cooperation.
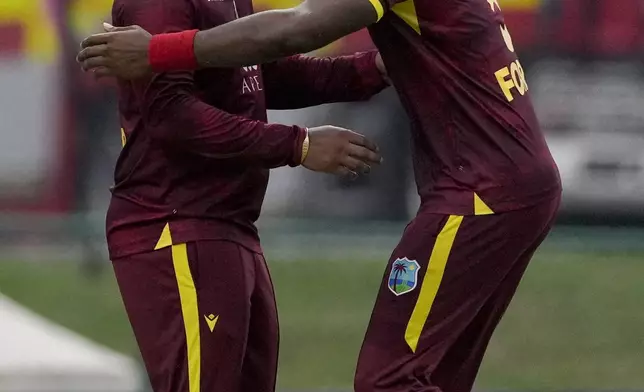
[1,250,643,390]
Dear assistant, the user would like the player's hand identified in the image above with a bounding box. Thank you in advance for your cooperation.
[302,126,382,179]
[77,23,153,79]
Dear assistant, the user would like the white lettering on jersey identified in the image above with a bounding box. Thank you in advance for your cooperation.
[241,65,262,94]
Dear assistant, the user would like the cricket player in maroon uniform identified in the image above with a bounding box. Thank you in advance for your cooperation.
[79,1,387,392]
[79,0,563,391]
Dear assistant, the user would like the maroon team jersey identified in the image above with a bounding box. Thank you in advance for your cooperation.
[107,0,386,259]
[370,0,561,215]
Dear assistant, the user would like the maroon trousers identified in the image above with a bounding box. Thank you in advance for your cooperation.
[113,196,558,392]
[112,240,278,392]
[355,196,560,392]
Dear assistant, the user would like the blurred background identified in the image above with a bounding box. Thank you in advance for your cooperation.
[0,0,643,391]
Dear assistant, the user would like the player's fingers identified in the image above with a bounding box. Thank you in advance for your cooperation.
[77,45,108,64]
[103,22,140,32]
[81,33,113,49]
[81,56,110,72]
[347,132,380,153]
[93,66,114,79]
[341,156,371,174]
[347,144,382,165]
[334,166,358,180]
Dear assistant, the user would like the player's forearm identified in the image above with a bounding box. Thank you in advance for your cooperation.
[151,92,306,168]
[194,9,312,68]
[190,4,377,69]
[263,52,388,110]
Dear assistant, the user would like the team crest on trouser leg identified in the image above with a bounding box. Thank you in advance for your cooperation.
[388,258,421,296]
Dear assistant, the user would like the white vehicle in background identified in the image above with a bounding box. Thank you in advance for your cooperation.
[531,59,644,219]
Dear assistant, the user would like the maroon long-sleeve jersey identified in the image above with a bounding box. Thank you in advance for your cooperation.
[370,0,561,215]
[107,0,386,259]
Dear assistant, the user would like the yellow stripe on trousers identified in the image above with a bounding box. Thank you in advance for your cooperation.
[172,243,201,392]
[404,215,464,352]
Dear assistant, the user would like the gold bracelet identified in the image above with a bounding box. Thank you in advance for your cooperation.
[301,129,310,164]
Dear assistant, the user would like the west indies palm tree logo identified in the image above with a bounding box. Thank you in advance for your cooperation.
[388,258,421,296]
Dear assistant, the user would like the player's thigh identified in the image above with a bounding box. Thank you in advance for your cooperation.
[355,213,458,391]
[431,245,536,392]
[112,241,254,392]
[355,200,559,391]
[192,241,258,392]
[112,248,189,392]
[433,198,560,392]
[240,253,279,392]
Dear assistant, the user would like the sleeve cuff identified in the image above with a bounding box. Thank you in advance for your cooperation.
[355,51,389,90]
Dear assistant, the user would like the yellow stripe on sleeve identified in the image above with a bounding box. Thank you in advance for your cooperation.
[368,0,385,21]
[171,243,201,392]
[404,215,464,352]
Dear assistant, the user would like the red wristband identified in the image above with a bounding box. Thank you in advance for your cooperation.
[149,30,199,72]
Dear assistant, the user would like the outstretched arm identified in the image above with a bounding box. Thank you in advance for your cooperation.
[77,0,389,79]
[263,52,389,110]
[191,0,383,68]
